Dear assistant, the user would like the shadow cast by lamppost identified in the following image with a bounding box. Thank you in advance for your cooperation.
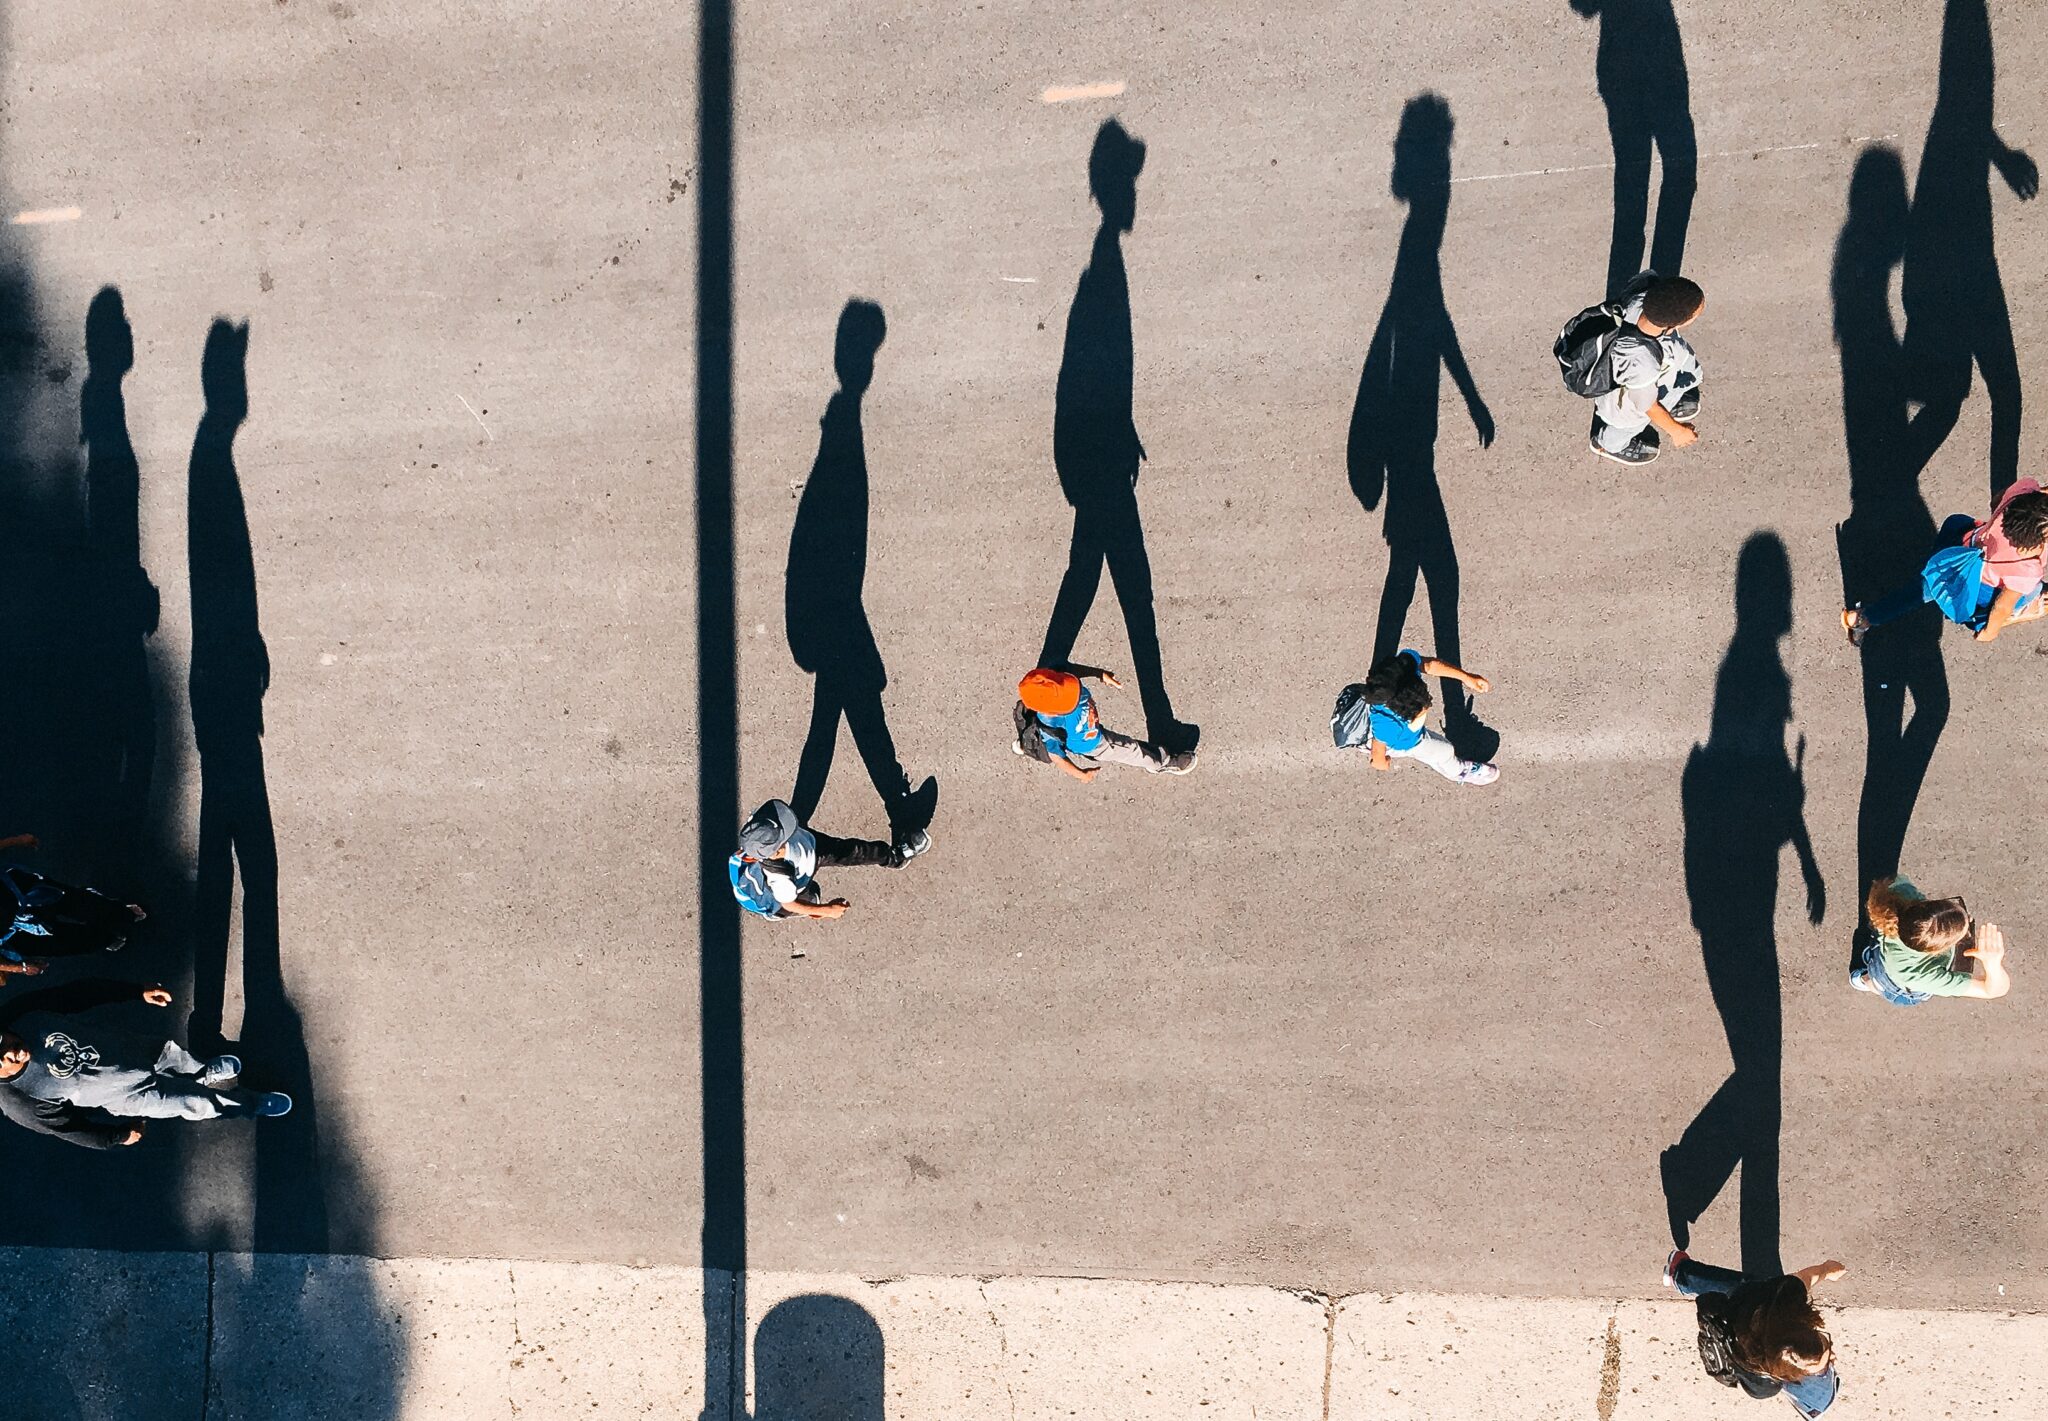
[1037,117,1197,754]
[184,319,328,1253]
[1571,0,1697,297]
[1349,93,1497,763]
[1662,533,1824,1278]
[1833,148,1951,973]
[1901,0,2035,498]
[785,299,936,841]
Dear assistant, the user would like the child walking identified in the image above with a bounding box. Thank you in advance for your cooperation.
[1851,876,2010,1003]
[1663,1250,1844,1417]
[1843,478,2048,644]
[1335,649,1499,784]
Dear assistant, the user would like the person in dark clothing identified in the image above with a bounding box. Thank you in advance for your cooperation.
[1665,1250,1844,1417]
[0,977,290,1148]
[0,834,146,972]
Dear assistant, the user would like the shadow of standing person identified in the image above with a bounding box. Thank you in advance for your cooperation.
[754,1294,884,1421]
[1572,0,1698,299]
[1901,0,2035,499]
[1662,533,1824,1278]
[80,286,161,877]
[785,300,935,841]
[1348,94,1498,763]
[1833,149,1951,975]
[1037,118,1197,754]
[184,319,327,1252]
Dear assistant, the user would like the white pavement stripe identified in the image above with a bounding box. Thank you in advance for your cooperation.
[9,205,81,224]
[7,1250,2042,1419]
[1450,134,1901,185]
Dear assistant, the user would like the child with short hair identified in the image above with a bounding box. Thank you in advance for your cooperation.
[1844,479,2048,644]
[1591,272,1706,466]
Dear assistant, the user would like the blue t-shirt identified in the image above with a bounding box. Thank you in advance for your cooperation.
[1365,649,1427,751]
[1037,686,1105,760]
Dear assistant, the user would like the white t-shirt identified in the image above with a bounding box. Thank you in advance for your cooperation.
[764,827,817,907]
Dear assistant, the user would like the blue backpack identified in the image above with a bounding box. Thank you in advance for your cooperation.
[1921,541,1988,628]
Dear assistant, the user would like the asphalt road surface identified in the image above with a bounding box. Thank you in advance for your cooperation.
[0,0,2043,1315]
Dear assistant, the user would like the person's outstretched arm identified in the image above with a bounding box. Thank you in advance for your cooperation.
[0,834,36,852]
[1790,1260,1847,1293]
[1991,133,2039,200]
[1419,659,1492,694]
[0,1089,137,1149]
[782,898,848,921]
[1976,586,2026,641]
[1958,923,2012,999]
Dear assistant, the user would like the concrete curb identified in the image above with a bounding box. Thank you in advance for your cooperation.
[4,1249,2043,1419]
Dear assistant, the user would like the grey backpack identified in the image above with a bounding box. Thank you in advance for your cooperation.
[1331,683,1374,749]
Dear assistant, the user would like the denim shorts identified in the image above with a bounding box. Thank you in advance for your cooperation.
[1851,940,1931,1007]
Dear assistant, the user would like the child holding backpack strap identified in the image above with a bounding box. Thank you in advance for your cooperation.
[1333,650,1499,785]
[1842,478,2048,644]
[1554,270,1706,467]
[1664,1250,1844,1418]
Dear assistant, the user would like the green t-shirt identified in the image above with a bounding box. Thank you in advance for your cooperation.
[1875,878,1976,997]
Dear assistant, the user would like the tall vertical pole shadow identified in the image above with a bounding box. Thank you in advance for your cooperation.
[1661,534,1824,1278]
[1037,119,1197,754]
[785,301,936,841]
[1833,149,1950,972]
[1572,0,1697,297]
[1900,0,2035,500]
[695,0,746,1411]
[1347,94,1497,763]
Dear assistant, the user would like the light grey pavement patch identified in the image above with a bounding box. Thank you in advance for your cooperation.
[5,1252,2046,1419]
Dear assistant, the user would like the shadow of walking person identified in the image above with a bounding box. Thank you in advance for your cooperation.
[1834,149,1951,975]
[1662,534,1824,1279]
[1901,0,2035,499]
[80,287,161,878]
[754,1294,884,1421]
[184,319,327,1252]
[1348,94,1498,763]
[1572,0,1698,298]
[1037,118,1197,754]
[785,300,935,841]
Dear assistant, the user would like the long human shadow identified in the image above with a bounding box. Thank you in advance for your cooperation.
[1833,149,1951,973]
[1571,0,1697,297]
[1901,0,2035,498]
[1662,533,1824,1279]
[1348,94,1498,763]
[785,300,934,839]
[182,318,332,1254]
[754,1295,885,1420]
[1037,118,1197,753]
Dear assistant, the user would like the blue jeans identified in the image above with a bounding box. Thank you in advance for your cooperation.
[1849,940,1930,1006]
[1674,1259,1840,1417]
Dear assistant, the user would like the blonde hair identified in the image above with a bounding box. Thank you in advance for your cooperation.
[1867,877,1970,955]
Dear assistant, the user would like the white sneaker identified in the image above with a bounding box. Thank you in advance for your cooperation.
[1457,761,1500,786]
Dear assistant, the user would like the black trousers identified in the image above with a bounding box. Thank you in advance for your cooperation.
[810,831,897,869]
[4,870,135,956]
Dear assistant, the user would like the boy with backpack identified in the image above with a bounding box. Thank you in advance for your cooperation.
[1554,271,1706,466]
[728,798,930,923]
[1331,649,1499,785]
[1013,666,1196,781]
[1842,477,2048,644]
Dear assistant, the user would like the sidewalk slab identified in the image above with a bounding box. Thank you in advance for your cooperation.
[0,1246,206,1421]
[745,1271,1328,1421]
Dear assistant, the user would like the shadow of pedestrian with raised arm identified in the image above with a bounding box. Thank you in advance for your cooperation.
[1901,0,2035,498]
[1663,533,1824,1279]
[184,319,327,1252]
[1572,0,1698,298]
[786,300,935,842]
[1038,118,1197,754]
[1349,94,1497,764]
[1833,149,1952,974]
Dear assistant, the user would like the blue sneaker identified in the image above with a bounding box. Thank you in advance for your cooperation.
[252,1092,293,1118]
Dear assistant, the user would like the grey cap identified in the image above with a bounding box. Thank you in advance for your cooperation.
[736,799,802,857]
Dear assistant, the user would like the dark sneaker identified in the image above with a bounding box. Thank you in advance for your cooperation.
[104,936,126,953]
[891,828,932,867]
[1163,751,1198,775]
[1591,429,1660,465]
[1669,387,1701,421]
[201,1055,242,1088]
[253,1092,293,1119]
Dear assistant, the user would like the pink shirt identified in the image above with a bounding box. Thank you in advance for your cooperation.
[1967,478,2046,594]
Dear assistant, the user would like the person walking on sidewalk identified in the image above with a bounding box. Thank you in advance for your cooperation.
[1335,649,1499,785]
[1589,271,1706,466]
[0,833,146,974]
[1842,477,2048,644]
[1664,1250,1844,1418]
[0,977,290,1148]
[1851,875,2011,1004]
[1014,667,1195,782]
[728,798,930,923]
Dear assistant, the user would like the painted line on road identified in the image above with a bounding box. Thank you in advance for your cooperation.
[1042,80,1125,104]
[456,393,494,440]
[11,206,81,225]
[1451,134,1899,185]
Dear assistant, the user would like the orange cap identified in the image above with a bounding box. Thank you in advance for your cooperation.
[1017,668,1081,715]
